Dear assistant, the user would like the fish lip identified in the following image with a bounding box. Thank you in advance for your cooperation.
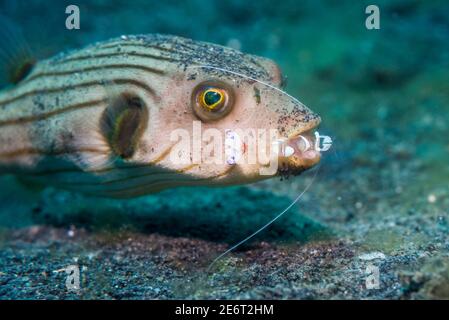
[278,119,321,174]
[286,117,321,140]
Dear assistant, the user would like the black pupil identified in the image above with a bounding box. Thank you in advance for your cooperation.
[204,90,221,106]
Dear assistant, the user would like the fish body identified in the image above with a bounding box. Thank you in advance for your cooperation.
[0,34,320,198]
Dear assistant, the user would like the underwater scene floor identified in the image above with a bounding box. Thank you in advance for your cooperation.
[0,0,448,299]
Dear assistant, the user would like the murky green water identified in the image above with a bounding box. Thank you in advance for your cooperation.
[0,0,448,299]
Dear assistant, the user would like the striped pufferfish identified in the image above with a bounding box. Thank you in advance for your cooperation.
[0,34,321,198]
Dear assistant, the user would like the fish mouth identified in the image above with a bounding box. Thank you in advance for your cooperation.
[278,123,321,176]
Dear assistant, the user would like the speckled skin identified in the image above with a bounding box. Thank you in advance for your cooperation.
[0,34,320,197]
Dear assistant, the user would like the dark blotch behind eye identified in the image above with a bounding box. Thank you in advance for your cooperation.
[100,92,148,159]
[191,80,234,122]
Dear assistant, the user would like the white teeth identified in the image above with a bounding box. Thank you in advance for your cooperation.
[283,146,295,157]
[296,135,311,152]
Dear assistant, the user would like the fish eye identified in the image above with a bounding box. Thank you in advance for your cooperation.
[200,88,225,110]
[192,81,234,121]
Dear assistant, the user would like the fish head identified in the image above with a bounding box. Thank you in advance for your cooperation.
[93,36,321,196]
[145,36,321,185]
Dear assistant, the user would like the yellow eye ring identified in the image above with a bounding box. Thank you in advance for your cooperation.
[191,80,234,122]
[199,88,225,111]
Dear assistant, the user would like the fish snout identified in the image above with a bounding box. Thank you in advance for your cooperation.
[275,93,321,138]
[279,129,321,174]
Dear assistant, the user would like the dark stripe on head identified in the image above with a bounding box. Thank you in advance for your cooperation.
[0,99,106,127]
[0,147,106,159]
[0,78,158,107]
[58,51,180,65]
[99,42,183,55]
[22,64,165,84]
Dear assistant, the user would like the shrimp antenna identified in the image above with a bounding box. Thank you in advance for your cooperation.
[186,65,321,272]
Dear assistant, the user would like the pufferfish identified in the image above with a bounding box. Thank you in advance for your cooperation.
[0,34,321,198]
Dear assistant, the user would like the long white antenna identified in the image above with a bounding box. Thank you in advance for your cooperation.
[207,165,320,272]
[187,65,321,272]
[186,65,307,107]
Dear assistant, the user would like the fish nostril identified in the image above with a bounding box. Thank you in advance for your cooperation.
[259,58,284,87]
[280,74,288,89]
[270,63,284,87]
